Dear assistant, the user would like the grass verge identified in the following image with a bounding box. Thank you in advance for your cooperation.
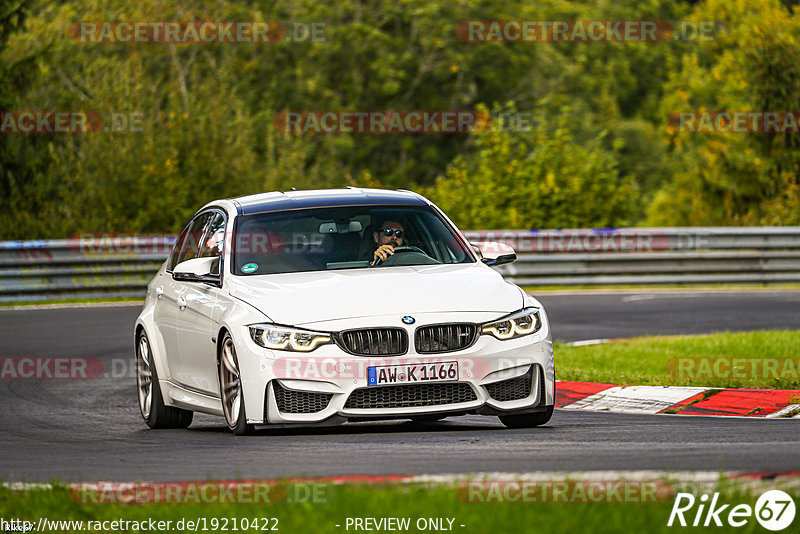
[555,330,800,389]
[1,481,796,534]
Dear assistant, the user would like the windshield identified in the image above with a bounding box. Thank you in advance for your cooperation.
[232,205,473,275]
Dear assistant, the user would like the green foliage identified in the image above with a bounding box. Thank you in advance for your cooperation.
[649,0,800,225]
[557,330,800,389]
[426,105,636,229]
[3,482,795,534]
[0,0,798,238]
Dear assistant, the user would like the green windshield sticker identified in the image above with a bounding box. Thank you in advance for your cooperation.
[241,263,258,273]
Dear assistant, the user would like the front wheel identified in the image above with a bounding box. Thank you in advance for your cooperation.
[499,405,554,428]
[218,333,254,435]
[136,331,193,429]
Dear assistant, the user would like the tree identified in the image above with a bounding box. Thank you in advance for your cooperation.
[426,105,636,229]
[650,0,800,225]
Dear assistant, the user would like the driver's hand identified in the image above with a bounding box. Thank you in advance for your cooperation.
[371,244,395,265]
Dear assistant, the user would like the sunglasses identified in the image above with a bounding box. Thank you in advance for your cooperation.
[380,228,404,238]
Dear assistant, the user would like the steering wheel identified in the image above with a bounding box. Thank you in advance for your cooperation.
[371,245,428,266]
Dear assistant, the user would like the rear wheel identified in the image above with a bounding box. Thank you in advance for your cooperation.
[136,331,193,429]
[499,405,553,428]
[218,333,254,435]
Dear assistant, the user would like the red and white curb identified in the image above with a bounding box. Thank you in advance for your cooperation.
[556,381,800,418]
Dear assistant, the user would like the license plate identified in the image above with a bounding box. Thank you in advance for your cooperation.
[367,361,458,386]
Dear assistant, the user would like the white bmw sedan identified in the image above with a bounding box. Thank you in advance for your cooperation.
[135,188,555,434]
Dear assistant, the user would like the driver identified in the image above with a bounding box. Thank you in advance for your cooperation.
[370,220,404,266]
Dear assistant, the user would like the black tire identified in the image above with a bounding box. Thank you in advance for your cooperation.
[136,331,193,429]
[499,405,553,428]
[218,333,254,436]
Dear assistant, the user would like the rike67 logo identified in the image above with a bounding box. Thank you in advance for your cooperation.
[668,490,795,531]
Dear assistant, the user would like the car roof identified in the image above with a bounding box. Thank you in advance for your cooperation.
[229,187,429,216]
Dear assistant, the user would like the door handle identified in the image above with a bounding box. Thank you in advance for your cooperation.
[177,297,187,310]
[155,286,164,299]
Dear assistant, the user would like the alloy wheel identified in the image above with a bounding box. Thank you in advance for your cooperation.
[136,335,153,419]
[219,337,242,427]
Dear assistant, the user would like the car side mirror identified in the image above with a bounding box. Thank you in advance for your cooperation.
[173,257,221,285]
[471,241,517,267]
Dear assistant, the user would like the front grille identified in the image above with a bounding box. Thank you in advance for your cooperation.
[415,323,478,353]
[271,381,333,414]
[484,367,534,402]
[344,382,477,409]
[338,328,407,356]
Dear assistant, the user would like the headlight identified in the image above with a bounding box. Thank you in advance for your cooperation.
[249,324,332,352]
[481,308,542,340]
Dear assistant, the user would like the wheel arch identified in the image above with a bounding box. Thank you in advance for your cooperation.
[134,319,171,397]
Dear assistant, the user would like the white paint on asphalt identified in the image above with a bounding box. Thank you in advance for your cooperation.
[621,294,657,301]
[563,338,618,347]
[2,482,53,490]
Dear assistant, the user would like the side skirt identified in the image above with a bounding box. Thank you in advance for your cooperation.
[159,380,224,416]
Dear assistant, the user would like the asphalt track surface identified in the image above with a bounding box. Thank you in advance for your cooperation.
[1,290,798,482]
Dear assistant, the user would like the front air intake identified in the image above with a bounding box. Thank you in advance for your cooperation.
[344,382,477,409]
[270,381,333,414]
[484,367,534,402]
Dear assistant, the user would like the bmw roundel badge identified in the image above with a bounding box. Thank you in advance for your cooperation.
[401,316,415,325]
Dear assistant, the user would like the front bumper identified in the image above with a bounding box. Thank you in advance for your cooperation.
[236,322,555,425]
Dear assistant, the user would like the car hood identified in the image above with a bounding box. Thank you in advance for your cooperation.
[227,263,523,326]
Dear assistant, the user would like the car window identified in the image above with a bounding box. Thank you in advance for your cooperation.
[198,212,226,275]
[233,205,473,276]
[199,212,225,258]
[167,224,191,272]
[174,212,214,268]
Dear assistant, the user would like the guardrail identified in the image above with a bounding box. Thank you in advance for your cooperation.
[0,237,174,303]
[463,228,800,286]
[1,228,799,303]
